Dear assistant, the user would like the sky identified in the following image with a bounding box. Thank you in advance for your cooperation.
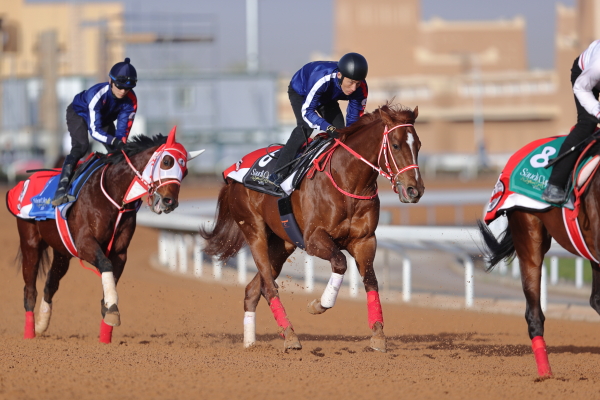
[30,0,577,73]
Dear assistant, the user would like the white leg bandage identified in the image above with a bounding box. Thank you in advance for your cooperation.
[321,272,344,308]
[101,271,118,307]
[243,311,256,348]
[35,299,52,334]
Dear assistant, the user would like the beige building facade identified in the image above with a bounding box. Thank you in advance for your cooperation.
[280,0,600,162]
[0,0,124,80]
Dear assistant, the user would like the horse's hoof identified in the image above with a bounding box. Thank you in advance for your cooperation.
[307,299,327,315]
[283,327,302,350]
[103,304,121,327]
[370,335,387,353]
[370,321,386,352]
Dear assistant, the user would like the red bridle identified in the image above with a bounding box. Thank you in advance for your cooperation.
[310,124,419,199]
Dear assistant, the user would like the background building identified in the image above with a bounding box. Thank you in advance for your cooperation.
[1,0,600,178]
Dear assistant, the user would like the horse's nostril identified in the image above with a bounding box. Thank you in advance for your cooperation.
[407,187,418,198]
[163,197,173,206]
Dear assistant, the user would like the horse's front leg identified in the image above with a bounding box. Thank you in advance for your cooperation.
[96,249,128,343]
[99,257,120,327]
[347,236,385,352]
[510,212,552,377]
[304,228,347,315]
[79,243,121,329]
[589,261,600,314]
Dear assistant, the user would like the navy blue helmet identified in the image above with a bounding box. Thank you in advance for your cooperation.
[109,58,137,89]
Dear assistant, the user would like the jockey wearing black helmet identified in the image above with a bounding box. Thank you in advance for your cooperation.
[269,52,369,187]
[52,58,139,206]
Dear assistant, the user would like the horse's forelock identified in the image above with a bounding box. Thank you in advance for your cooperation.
[379,103,416,125]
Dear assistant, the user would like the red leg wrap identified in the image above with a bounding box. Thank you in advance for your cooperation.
[367,291,384,329]
[531,336,552,377]
[269,297,291,332]
[99,320,114,344]
[24,311,35,339]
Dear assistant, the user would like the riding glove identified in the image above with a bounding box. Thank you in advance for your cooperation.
[112,138,126,151]
[326,125,338,139]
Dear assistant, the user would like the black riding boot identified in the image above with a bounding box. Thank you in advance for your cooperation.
[270,126,310,185]
[51,155,77,206]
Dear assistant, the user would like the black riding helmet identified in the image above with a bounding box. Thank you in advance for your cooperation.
[338,52,368,81]
[109,58,137,89]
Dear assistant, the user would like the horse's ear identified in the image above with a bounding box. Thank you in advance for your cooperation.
[166,126,177,146]
[413,106,419,120]
[379,106,394,127]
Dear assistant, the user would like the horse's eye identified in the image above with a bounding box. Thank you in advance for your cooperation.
[161,155,174,168]
[392,144,399,150]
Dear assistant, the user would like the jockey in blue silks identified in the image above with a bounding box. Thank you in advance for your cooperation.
[270,52,369,186]
[52,58,138,206]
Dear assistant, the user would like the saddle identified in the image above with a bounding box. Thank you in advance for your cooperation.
[223,135,333,197]
[6,154,107,220]
[484,135,600,262]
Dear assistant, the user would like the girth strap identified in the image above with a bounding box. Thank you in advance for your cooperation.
[278,196,305,249]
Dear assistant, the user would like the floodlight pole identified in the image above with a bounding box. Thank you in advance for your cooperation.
[246,0,259,74]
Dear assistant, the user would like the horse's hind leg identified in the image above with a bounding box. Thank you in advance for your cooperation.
[242,235,298,349]
[243,272,262,348]
[35,250,71,335]
[17,219,47,339]
[510,211,552,377]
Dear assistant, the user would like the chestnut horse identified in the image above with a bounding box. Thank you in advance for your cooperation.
[478,174,600,377]
[12,127,203,343]
[200,104,424,351]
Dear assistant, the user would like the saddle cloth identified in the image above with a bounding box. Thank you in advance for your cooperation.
[6,155,106,220]
[484,135,600,262]
[223,136,332,197]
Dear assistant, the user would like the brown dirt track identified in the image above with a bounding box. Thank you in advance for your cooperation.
[2,181,600,400]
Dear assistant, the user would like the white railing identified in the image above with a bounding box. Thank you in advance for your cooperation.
[141,211,587,311]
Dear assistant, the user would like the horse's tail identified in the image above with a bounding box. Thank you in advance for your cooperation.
[476,219,516,272]
[199,184,246,262]
[14,247,50,278]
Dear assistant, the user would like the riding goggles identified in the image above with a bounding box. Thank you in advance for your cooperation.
[110,75,137,90]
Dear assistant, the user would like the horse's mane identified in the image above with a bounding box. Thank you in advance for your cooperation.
[100,134,168,164]
[338,103,416,140]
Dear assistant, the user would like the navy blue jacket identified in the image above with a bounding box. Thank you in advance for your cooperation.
[71,82,137,145]
[290,61,368,131]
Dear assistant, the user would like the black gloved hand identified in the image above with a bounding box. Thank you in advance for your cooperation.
[112,138,126,151]
[326,125,338,139]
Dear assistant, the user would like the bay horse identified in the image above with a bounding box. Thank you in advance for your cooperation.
[11,127,203,343]
[478,158,600,377]
[200,104,424,351]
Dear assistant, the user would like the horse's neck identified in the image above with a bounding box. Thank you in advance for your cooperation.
[103,150,152,204]
[334,123,383,189]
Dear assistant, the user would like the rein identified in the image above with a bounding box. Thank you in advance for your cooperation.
[310,124,419,199]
